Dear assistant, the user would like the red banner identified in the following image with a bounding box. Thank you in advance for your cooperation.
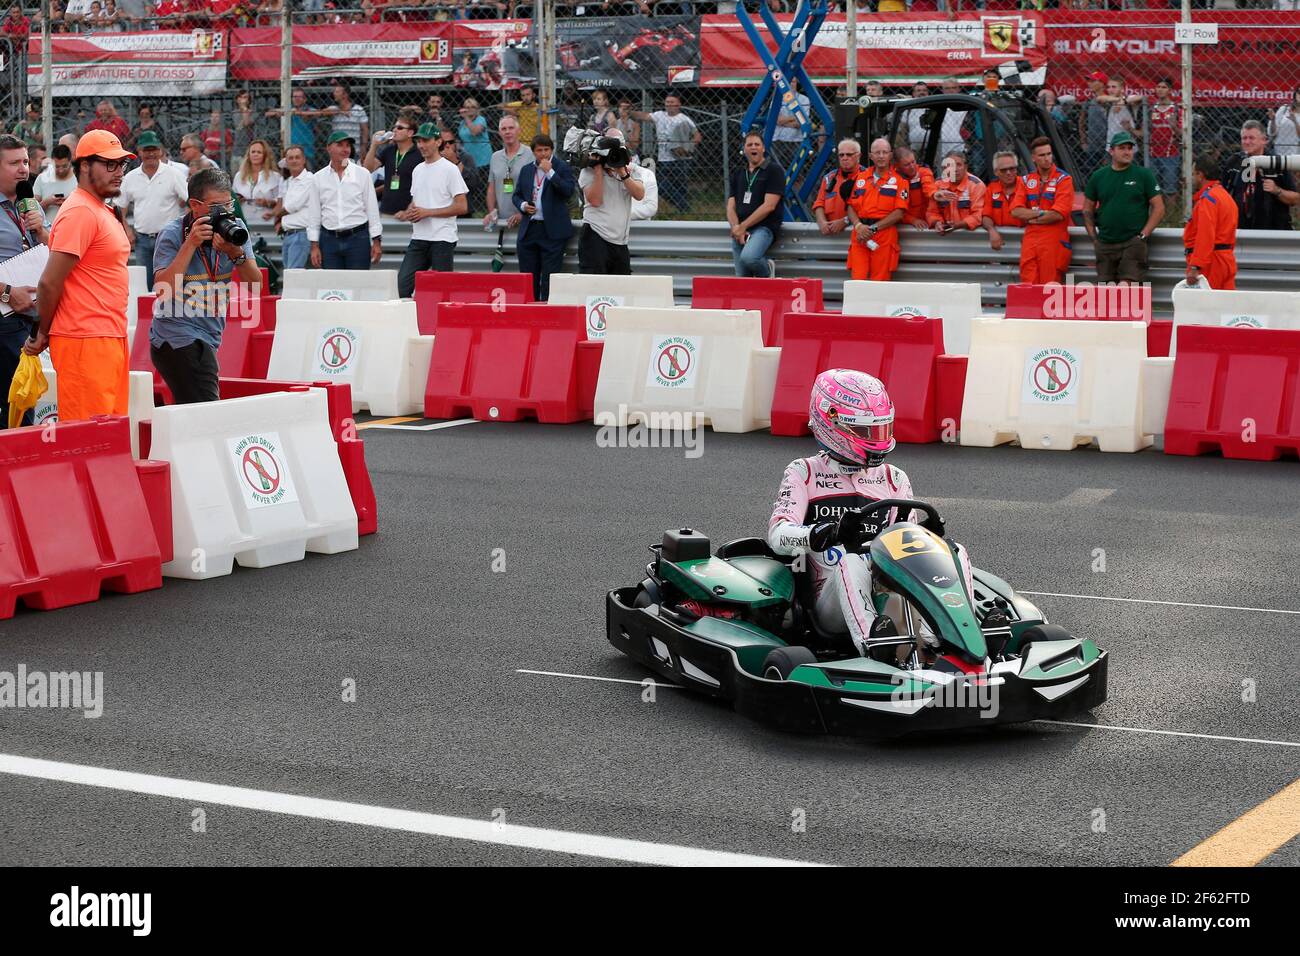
[230,22,452,81]
[698,12,1047,87]
[1043,11,1300,106]
[27,30,228,97]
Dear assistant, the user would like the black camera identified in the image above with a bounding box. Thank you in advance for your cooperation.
[209,207,249,247]
[590,137,632,169]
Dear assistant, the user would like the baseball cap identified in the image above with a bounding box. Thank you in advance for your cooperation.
[1109,131,1136,147]
[1087,71,1108,83]
[414,122,439,141]
[136,131,163,149]
[75,129,135,161]
[327,130,355,145]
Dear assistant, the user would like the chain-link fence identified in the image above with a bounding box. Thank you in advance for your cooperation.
[6,5,1300,225]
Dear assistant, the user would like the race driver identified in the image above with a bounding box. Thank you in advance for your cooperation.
[768,370,975,655]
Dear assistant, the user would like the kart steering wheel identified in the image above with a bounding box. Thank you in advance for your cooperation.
[845,499,946,552]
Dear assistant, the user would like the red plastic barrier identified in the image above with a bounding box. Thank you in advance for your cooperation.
[216,288,276,379]
[1005,283,1152,325]
[935,354,968,435]
[0,417,165,618]
[576,341,604,421]
[425,303,588,423]
[691,276,824,347]
[1148,320,1172,357]
[770,314,943,443]
[218,378,378,535]
[1164,326,1300,461]
[414,271,534,335]
[134,458,174,565]
[249,331,275,379]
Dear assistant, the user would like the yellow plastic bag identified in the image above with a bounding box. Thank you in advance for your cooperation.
[7,352,49,429]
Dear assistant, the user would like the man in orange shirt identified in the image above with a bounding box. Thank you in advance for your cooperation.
[1010,136,1074,284]
[812,138,865,237]
[26,130,134,421]
[981,149,1021,251]
[893,146,936,231]
[1183,154,1238,290]
[846,138,909,281]
[925,150,986,234]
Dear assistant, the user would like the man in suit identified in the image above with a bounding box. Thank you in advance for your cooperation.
[512,133,575,301]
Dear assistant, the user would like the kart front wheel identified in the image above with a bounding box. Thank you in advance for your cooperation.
[762,646,818,681]
[1017,623,1074,654]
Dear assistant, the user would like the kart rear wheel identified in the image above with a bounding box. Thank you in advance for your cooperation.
[762,646,818,681]
[1017,623,1074,654]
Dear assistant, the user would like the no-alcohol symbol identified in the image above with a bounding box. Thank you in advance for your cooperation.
[657,343,692,381]
[241,444,282,495]
[321,332,353,369]
[1033,355,1071,394]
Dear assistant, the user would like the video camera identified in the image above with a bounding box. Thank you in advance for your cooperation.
[562,127,632,170]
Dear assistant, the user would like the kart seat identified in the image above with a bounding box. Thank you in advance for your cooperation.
[715,537,783,561]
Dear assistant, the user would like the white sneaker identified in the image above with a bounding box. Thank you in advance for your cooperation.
[766,258,776,278]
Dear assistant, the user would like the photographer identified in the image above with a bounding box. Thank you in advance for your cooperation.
[150,168,259,405]
[578,128,644,276]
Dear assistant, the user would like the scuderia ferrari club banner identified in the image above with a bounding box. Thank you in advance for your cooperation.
[26,30,229,96]
[230,22,453,81]
[556,15,701,88]
[698,12,1046,86]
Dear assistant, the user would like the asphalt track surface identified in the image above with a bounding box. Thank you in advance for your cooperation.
[1,421,1298,867]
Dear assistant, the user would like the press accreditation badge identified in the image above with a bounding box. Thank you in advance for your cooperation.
[743,190,752,204]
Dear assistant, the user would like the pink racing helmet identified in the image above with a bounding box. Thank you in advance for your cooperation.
[809,369,896,468]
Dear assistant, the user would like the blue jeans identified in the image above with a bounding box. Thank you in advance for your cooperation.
[658,159,691,212]
[282,230,311,271]
[134,232,157,288]
[320,227,371,270]
[732,226,775,278]
[1153,156,1180,199]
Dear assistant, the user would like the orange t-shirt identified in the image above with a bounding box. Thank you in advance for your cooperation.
[47,187,131,338]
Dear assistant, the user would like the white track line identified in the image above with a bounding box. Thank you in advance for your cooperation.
[517,669,681,689]
[1032,720,1300,749]
[0,753,819,867]
[364,418,478,432]
[519,671,1300,749]
[1021,591,1300,616]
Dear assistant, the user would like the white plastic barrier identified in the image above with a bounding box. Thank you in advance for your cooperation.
[126,265,149,351]
[593,306,773,433]
[1142,357,1174,439]
[842,280,986,356]
[151,389,358,579]
[267,299,430,416]
[1170,287,1300,354]
[36,369,156,458]
[281,268,398,302]
[546,273,676,340]
[960,317,1153,453]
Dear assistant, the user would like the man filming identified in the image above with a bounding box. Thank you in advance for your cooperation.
[150,168,259,405]
[578,128,644,276]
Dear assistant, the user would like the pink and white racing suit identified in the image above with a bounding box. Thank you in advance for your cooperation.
[767,453,973,653]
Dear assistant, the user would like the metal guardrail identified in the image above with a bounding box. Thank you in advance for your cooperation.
[250,220,1300,310]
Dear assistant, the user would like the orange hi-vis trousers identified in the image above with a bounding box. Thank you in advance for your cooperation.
[49,335,130,422]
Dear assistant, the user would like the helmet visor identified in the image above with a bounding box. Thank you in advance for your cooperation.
[841,419,893,446]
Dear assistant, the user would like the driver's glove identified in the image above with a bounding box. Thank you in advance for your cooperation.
[808,521,837,553]
[834,509,871,550]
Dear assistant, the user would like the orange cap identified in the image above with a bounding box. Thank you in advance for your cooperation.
[75,129,136,161]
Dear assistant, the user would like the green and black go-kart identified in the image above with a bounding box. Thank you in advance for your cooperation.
[606,500,1108,739]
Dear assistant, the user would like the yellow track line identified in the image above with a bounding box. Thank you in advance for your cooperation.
[1172,776,1300,867]
[356,417,420,429]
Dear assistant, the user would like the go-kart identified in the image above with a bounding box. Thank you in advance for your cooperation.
[605,500,1107,739]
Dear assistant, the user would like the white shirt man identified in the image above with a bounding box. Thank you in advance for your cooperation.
[310,132,383,271]
[395,127,469,297]
[277,150,320,272]
[113,139,189,286]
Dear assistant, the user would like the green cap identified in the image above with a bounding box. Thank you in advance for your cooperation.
[327,129,356,145]
[136,131,163,149]
[414,122,439,141]
[1109,131,1136,148]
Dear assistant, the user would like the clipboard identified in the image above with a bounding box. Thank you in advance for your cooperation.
[0,244,49,317]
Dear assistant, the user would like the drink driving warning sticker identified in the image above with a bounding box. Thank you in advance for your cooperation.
[229,432,300,509]
[316,326,361,379]
[585,294,623,340]
[645,334,701,389]
[1022,346,1081,405]
[317,288,355,301]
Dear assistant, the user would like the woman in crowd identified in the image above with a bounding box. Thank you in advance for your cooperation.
[233,139,284,222]
[588,90,616,135]
[1268,87,1300,157]
[457,98,492,169]
[232,90,260,167]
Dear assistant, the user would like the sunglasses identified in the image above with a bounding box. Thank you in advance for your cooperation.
[837,152,859,157]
